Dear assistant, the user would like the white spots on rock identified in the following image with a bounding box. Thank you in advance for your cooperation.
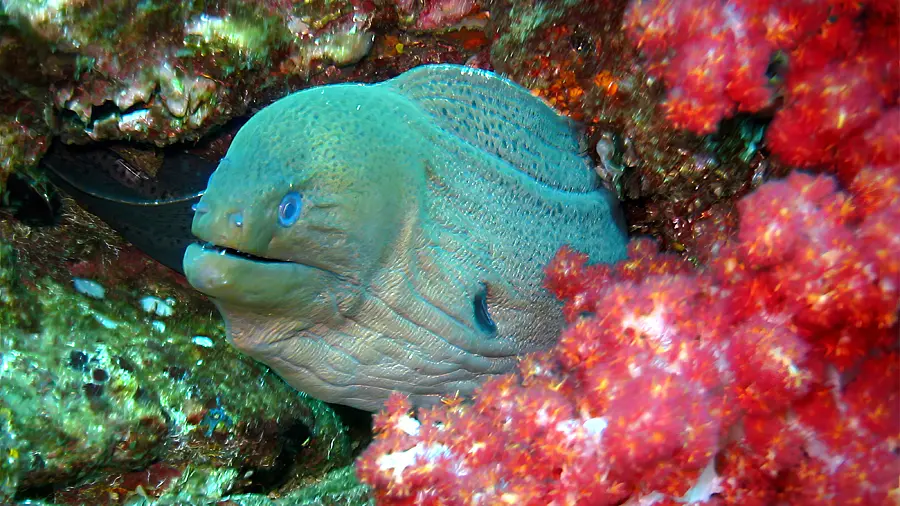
[185,14,251,50]
[191,336,214,348]
[93,314,120,329]
[140,296,175,317]
[115,80,156,111]
[117,109,151,134]
[286,28,373,74]
[157,63,217,119]
[287,16,311,36]
[73,278,105,299]
[64,98,93,124]
[1,348,21,375]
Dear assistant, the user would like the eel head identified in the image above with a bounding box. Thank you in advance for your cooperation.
[183,80,550,411]
[183,87,432,410]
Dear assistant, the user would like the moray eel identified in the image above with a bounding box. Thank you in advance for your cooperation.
[183,64,627,411]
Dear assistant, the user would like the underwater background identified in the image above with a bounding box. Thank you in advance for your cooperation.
[0,0,898,505]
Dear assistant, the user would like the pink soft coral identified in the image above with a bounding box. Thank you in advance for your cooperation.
[626,0,898,175]
[391,0,477,31]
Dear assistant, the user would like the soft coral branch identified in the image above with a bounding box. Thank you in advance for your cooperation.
[625,0,899,179]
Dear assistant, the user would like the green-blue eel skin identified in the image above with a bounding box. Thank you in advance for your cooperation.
[183,64,627,411]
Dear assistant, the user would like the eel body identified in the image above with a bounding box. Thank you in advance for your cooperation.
[42,143,216,273]
[183,64,627,411]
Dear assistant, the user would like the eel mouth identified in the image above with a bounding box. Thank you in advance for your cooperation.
[192,242,355,285]
[197,242,292,264]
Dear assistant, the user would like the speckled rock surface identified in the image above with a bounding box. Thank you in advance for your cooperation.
[0,0,491,194]
[0,203,360,504]
[1,0,377,148]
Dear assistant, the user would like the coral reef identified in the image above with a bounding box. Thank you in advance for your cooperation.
[484,0,897,263]
[392,0,480,31]
[3,1,898,504]
[356,163,899,503]
[0,0,489,194]
[0,95,52,195]
[486,0,771,262]
[0,0,375,153]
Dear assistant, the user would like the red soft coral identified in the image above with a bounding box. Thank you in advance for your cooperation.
[733,172,898,336]
[624,0,777,133]
[728,316,822,414]
[766,61,884,169]
[627,0,898,173]
[358,166,899,505]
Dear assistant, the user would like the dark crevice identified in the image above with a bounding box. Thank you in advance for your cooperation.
[240,419,312,493]
[88,100,123,124]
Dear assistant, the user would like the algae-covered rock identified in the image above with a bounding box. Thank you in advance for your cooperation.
[0,0,377,149]
[0,101,52,198]
[0,405,21,503]
[0,222,354,504]
[222,466,373,506]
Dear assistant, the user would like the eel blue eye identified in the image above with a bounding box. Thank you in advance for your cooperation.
[277,191,303,227]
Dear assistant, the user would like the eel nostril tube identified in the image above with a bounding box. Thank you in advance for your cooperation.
[192,202,210,214]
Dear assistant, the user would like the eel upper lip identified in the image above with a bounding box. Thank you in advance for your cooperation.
[195,242,360,285]
[198,241,292,264]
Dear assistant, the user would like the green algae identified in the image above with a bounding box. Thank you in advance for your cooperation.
[0,108,51,198]
[182,13,282,66]
[492,0,583,50]
[224,466,374,506]
[0,406,20,503]
[0,241,36,330]
[0,232,353,503]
